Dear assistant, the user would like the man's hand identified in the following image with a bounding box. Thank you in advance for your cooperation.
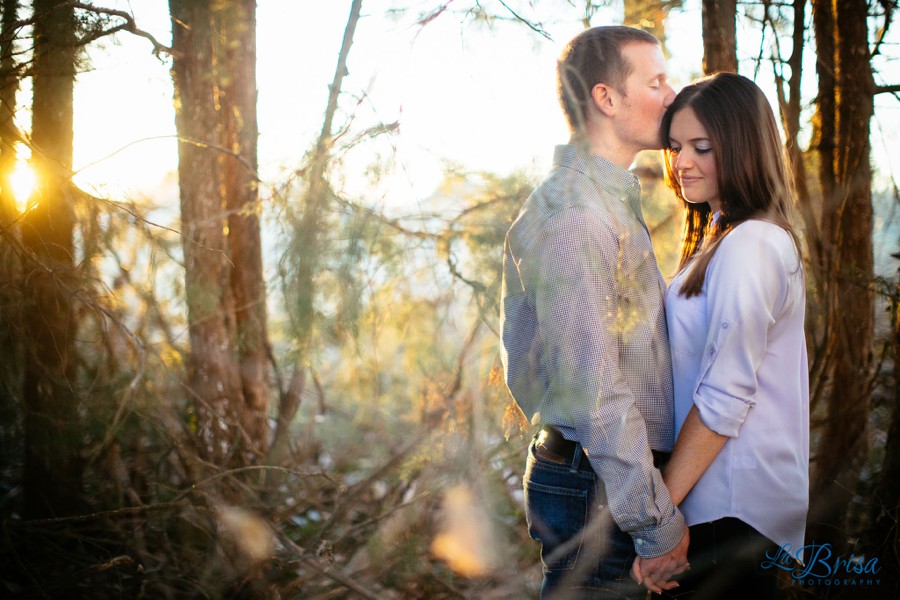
[630,526,690,594]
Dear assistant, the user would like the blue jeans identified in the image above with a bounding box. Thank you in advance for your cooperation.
[523,437,645,600]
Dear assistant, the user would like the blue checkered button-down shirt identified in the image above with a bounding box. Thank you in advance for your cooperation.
[501,144,684,558]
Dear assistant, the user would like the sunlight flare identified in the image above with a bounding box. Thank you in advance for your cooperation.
[431,484,500,577]
[11,161,35,212]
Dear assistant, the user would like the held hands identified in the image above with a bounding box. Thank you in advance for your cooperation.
[630,526,690,595]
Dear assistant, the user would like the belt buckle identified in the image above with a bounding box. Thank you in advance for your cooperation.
[535,438,567,464]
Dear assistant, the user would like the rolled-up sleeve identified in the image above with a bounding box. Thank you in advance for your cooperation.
[536,207,684,557]
[693,232,789,438]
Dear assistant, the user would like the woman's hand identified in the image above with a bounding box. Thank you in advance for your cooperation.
[630,526,691,594]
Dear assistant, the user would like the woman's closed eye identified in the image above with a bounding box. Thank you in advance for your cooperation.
[669,144,711,155]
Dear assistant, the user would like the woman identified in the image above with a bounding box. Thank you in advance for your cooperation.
[637,73,809,598]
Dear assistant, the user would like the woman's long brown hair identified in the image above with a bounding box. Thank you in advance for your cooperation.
[660,72,801,298]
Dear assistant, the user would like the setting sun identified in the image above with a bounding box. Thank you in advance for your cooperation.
[11,161,35,211]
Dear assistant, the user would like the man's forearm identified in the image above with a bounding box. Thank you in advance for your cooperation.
[578,402,685,557]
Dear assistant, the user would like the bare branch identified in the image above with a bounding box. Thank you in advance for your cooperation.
[415,1,456,28]
[497,0,552,40]
[72,134,263,188]
[6,501,187,526]
[872,0,896,57]
[317,0,363,156]
[7,2,173,55]
[284,545,383,600]
[70,2,173,54]
[333,194,442,240]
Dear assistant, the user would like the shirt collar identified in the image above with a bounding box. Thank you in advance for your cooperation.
[552,143,641,198]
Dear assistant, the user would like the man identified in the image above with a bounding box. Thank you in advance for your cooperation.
[500,26,689,598]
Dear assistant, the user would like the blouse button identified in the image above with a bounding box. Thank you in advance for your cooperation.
[722,322,729,329]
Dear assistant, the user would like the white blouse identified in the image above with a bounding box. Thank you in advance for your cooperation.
[665,219,809,555]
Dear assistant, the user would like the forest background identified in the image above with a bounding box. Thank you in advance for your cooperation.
[1,0,899,598]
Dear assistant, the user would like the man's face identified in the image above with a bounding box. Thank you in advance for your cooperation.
[614,42,675,152]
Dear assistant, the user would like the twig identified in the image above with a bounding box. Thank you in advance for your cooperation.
[497,0,552,41]
[10,2,172,56]
[333,195,442,240]
[5,501,186,526]
[285,548,382,600]
[68,2,172,55]
[872,0,895,58]
[415,1,456,28]
[172,465,334,503]
[312,435,425,545]
[334,491,429,547]
[444,318,482,403]
[316,0,363,157]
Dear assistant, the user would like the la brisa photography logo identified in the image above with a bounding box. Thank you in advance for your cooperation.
[761,542,881,589]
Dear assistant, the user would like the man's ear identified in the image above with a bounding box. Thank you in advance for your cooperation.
[592,83,616,117]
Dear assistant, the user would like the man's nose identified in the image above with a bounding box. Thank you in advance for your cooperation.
[663,83,676,108]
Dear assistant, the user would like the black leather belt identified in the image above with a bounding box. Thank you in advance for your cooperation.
[538,425,671,469]
[537,426,580,463]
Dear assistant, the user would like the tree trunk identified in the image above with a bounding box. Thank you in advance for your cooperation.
[774,1,831,400]
[864,284,900,598]
[0,0,18,224]
[219,0,269,462]
[808,0,875,552]
[20,0,80,518]
[811,0,837,252]
[778,0,817,262]
[807,0,839,422]
[701,0,737,73]
[0,0,20,483]
[170,0,245,467]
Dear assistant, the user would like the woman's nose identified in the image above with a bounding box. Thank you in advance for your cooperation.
[674,152,691,170]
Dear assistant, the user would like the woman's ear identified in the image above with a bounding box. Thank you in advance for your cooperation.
[592,83,616,117]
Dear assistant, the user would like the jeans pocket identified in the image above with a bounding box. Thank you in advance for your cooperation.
[524,476,589,571]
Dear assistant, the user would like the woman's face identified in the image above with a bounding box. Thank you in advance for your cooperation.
[667,107,721,214]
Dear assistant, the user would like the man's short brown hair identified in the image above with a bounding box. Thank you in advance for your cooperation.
[557,26,660,132]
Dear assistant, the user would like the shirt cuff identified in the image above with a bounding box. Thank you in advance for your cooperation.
[629,506,686,558]
[695,384,753,438]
